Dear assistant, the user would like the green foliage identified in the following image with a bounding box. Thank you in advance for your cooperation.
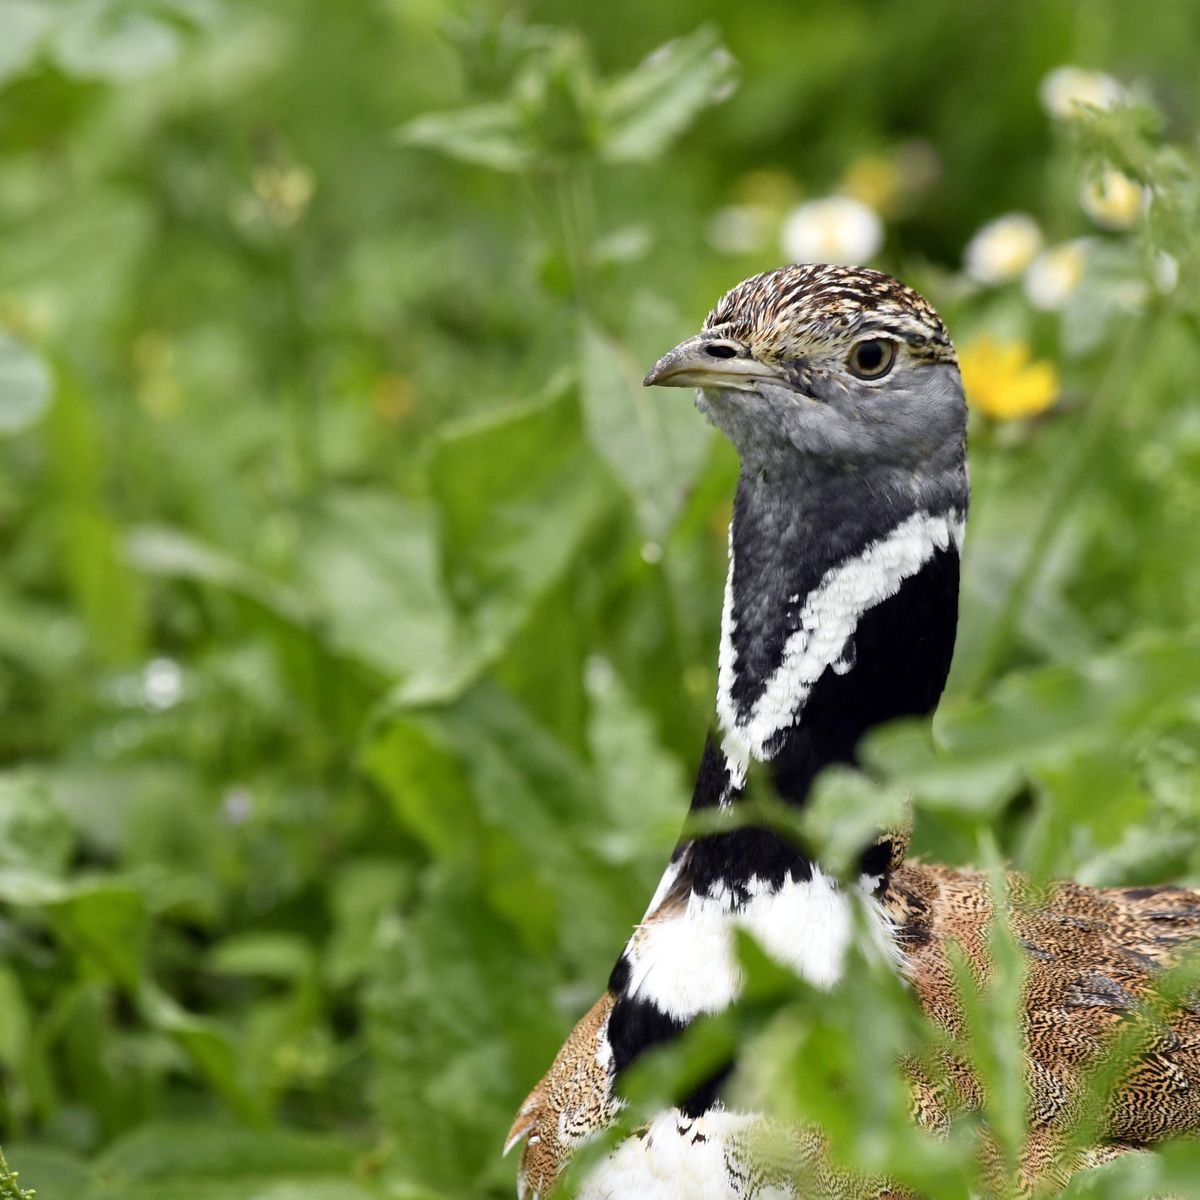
[2,1,1200,1197]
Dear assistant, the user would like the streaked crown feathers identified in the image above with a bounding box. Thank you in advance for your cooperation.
[703,263,956,367]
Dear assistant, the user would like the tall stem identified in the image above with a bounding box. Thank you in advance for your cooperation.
[552,163,596,316]
[967,305,1162,693]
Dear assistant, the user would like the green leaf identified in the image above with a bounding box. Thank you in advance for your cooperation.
[292,490,456,680]
[48,881,148,991]
[0,189,153,342]
[364,867,560,1193]
[126,526,313,627]
[136,988,268,1124]
[598,27,738,163]
[0,0,52,87]
[51,4,180,82]
[801,768,910,879]
[368,685,628,965]
[396,102,534,171]
[0,774,75,875]
[580,319,711,541]
[207,934,315,983]
[0,1145,85,1200]
[0,966,56,1132]
[385,388,614,706]
[0,1145,34,1200]
[86,1121,364,1193]
[360,717,480,866]
[43,372,147,663]
[867,632,1200,808]
[0,872,147,989]
[1020,749,1152,882]
[0,332,50,436]
[946,864,1028,1181]
[585,659,688,864]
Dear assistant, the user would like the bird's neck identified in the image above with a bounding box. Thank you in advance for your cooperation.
[602,458,967,1080]
[690,460,965,828]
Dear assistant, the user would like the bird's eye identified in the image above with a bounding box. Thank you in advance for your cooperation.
[847,338,897,380]
[704,340,740,360]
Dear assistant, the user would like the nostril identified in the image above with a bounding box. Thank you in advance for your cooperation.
[705,341,740,360]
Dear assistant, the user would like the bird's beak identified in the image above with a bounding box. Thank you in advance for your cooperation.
[643,334,785,391]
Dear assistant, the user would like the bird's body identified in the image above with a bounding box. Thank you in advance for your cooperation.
[510,864,1200,1197]
[505,264,1200,1197]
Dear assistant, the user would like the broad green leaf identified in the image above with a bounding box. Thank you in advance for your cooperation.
[0,1146,34,1200]
[868,632,1200,807]
[0,331,50,435]
[0,871,147,989]
[0,189,153,344]
[1020,749,1152,882]
[368,685,628,965]
[292,490,456,680]
[126,527,313,627]
[397,102,534,171]
[48,880,148,990]
[581,319,711,541]
[801,767,910,879]
[386,387,614,706]
[598,27,738,162]
[360,718,481,866]
[0,0,52,86]
[941,633,1200,759]
[207,933,315,983]
[1061,1138,1200,1198]
[0,592,87,677]
[51,5,180,82]
[325,858,411,989]
[137,987,268,1124]
[585,659,687,865]
[364,868,560,1193]
[87,1120,363,1190]
[0,1145,84,1200]
[731,937,976,1196]
[0,773,74,874]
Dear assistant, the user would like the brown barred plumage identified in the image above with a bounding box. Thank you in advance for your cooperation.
[509,863,1200,1196]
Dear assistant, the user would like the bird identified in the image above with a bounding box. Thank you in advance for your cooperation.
[504,263,1200,1198]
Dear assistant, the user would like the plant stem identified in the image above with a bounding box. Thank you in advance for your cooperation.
[966,306,1161,694]
[553,163,596,316]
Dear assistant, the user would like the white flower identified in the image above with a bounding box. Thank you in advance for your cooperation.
[1154,251,1179,294]
[963,213,1043,285]
[1040,66,1126,120]
[1024,239,1090,310]
[1080,165,1147,230]
[780,196,883,264]
[221,786,253,825]
[142,657,183,710]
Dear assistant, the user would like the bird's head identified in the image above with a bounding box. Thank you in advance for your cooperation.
[645,263,965,474]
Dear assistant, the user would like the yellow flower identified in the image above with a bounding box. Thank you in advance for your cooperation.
[842,154,902,215]
[958,335,1060,420]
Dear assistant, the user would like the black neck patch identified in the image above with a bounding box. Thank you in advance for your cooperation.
[678,543,960,902]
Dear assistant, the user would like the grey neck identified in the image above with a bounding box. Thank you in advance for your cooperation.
[708,454,968,805]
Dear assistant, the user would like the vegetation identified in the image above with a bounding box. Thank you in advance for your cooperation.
[1,1,1199,1196]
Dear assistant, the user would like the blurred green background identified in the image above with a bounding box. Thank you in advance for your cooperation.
[1,1,1199,1197]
